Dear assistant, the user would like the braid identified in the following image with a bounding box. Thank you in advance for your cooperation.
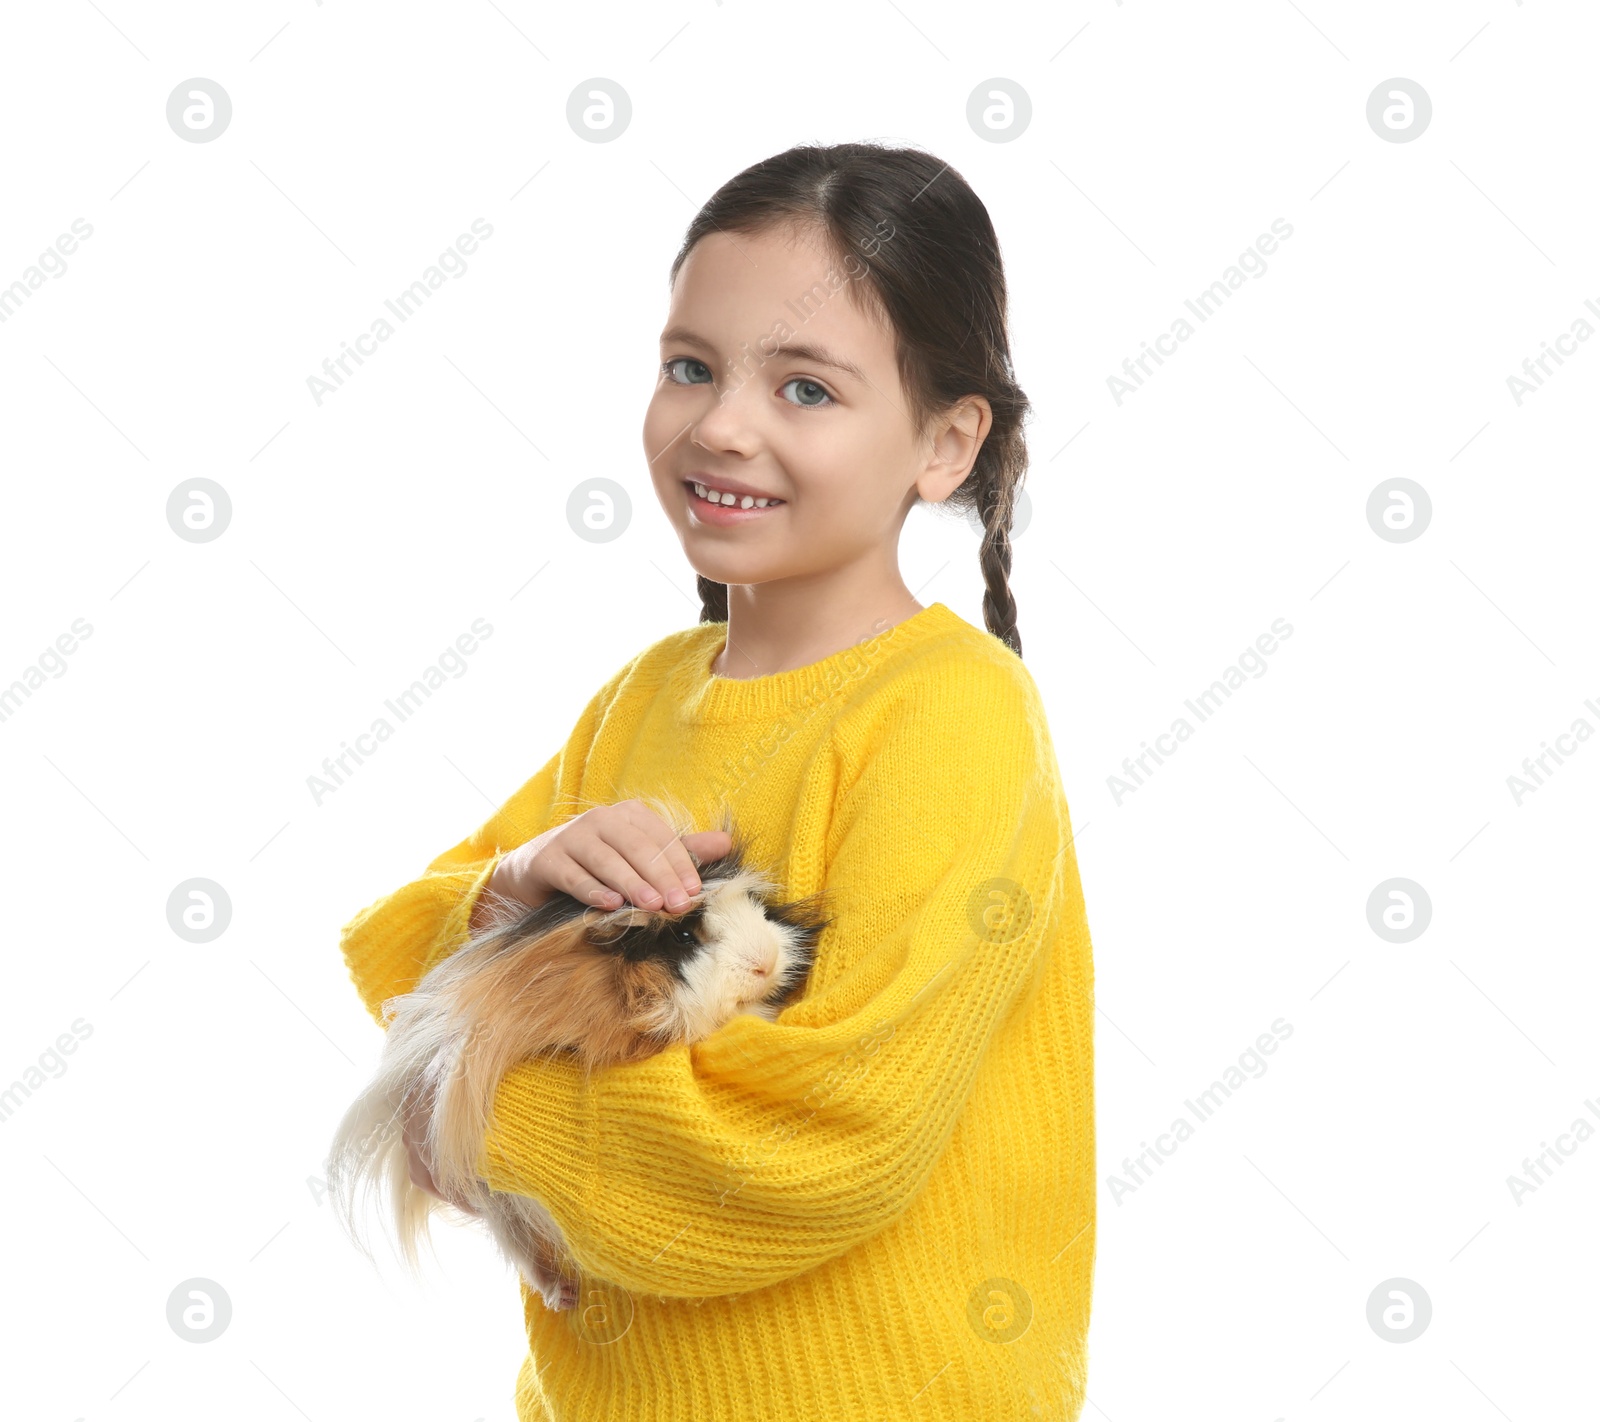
[697,574,729,625]
[977,471,1021,658]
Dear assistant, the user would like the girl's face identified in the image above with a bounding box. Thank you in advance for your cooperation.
[643,223,977,592]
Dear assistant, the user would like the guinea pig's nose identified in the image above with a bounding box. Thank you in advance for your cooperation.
[752,952,777,978]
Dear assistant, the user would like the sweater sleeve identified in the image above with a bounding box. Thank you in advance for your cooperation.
[474,667,1069,1299]
[337,655,638,1027]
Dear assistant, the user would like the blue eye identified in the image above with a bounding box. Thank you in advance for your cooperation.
[780,377,834,409]
[662,357,714,386]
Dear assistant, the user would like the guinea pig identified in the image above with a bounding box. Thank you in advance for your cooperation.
[326,802,831,1312]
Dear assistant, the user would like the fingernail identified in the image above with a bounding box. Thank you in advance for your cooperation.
[666,889,688,910]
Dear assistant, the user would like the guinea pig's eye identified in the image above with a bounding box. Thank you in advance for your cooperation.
[673,923,697,946]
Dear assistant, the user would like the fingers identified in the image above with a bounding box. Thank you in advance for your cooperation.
[408,1147,441,1199]
[681,829,732,862]
[401,1088,443,1197]
[550,801,723,912]
[402,1085,482,1216]
[614,804,709,908]
[409,1152,480,1216]
[550,834,661,911]
[580,821,694,911]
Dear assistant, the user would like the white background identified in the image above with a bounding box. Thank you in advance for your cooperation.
[1,2,1595,1419]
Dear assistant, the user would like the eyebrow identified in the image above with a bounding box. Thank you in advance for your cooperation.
[659,325,868,384]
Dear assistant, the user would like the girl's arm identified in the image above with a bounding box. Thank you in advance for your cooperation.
[337,653,641,1027]
[472,669,1087,1299]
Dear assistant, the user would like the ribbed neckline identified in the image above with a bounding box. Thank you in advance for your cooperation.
[680,601,961,721]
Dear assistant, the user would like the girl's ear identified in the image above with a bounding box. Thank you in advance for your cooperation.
[917,396,993,503]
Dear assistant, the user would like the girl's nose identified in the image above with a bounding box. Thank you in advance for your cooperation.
[691,385,762,453]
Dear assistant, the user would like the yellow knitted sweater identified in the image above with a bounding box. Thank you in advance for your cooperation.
[338,601,1096,1421]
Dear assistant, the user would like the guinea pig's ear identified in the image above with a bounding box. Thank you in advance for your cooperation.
[767,888,833,948]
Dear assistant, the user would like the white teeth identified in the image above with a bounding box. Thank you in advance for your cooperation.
[692,481,782,509]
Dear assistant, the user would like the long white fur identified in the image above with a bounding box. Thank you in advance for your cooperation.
[325,924,576,1307]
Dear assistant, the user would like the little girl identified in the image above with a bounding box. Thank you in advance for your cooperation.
[338,140,1096,1422]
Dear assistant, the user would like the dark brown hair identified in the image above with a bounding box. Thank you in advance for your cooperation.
[668,141,1030,658]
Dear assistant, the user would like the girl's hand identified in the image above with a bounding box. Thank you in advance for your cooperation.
[481,800,732,922]
[401,1079,480,1217]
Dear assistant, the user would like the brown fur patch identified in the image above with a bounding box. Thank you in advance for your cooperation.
[429,917,681,1194]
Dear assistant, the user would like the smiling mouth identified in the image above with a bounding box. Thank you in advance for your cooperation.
[685,479,786,510]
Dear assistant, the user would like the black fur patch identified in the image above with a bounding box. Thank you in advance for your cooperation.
[483,827,831,1005]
